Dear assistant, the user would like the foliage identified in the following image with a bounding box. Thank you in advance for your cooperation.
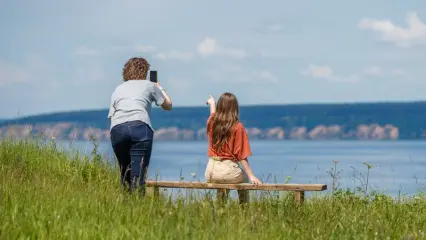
[1,138,425,239]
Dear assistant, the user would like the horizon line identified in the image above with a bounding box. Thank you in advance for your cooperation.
[2,99,426,121]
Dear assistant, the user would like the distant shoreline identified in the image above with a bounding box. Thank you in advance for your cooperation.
[2,101,426,141]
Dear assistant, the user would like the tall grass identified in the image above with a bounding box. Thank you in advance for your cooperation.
[0,138,425,239]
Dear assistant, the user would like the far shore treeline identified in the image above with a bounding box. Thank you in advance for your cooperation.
[1,101,426,141]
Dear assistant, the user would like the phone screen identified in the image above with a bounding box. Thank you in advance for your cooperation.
[150,71,157,83]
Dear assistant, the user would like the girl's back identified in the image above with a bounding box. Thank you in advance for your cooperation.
[204,93,262,185]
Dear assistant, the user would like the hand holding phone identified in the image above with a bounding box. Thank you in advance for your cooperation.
[149,70,157,83]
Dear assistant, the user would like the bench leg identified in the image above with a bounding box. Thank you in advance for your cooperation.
[294,191,305,204]
[238,190,249,204]
[217,189,229,203]
[146,186,159,198]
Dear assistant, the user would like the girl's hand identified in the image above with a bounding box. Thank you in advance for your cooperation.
[206,95,215,106]
[249,176,262,185]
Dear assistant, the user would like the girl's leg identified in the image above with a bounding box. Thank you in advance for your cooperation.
[205,159,246,202]
[205,159,244,184]
[236,162,250,203]
[204,158,215,182]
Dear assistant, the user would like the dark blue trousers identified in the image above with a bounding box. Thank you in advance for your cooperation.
[110,120,153,192]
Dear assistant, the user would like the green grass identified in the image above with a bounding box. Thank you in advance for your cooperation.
[1,138,425,239]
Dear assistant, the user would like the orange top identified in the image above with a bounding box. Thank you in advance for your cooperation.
[206,113,252,161]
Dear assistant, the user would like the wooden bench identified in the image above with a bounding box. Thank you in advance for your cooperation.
[145,180,327,204]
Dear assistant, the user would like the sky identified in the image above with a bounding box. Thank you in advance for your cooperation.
[0,0,426,118]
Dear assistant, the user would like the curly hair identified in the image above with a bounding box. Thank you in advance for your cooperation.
[122,57,151,81]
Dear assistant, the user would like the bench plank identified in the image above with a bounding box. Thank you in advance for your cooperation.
[146,181,327,191]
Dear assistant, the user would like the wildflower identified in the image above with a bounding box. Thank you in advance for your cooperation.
[285,176,292,183]
[363,162,374,169]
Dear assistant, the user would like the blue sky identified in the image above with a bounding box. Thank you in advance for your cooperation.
[1,0,426,118]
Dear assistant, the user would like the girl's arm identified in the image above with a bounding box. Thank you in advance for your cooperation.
[206,95,216,114]
[209,102,216,115]
[239,158,262,185]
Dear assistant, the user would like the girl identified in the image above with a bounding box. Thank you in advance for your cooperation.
[205,93,262,185]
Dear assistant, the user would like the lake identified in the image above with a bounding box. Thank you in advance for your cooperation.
[63,140,426,197]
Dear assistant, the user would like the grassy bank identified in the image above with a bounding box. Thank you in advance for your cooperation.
[0,138,425,239]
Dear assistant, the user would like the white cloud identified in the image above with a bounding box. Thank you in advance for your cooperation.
[302,65,360,83]
[134,45,157,53]
[111,44,193,61]
[71,63,105,86]
[303,64,407,82]
[364,66,405,77]
[153,51,193,61]
[165,77,191,91]
[197,37,248,59]
[241,70,279,83]
[259,70,278,83]
[358,12,426,47]
[364,66,383,76]
[110,44,157,53]
[266,24,283,33]
[111,37,248,62]
[208,64,241,82]
[0,60,30,86]
[0,56,58,88]
[73,46,98,56]
[304,65,334,79]
[197,37,218,55]
[209,64,278,83]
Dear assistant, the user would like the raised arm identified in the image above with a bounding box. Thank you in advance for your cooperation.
[206,95,216,114]
[154,82,172,110]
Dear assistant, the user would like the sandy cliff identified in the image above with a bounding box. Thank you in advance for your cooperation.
[0,122,401,141]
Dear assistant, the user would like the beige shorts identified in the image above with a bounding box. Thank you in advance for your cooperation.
[204,157,248,184]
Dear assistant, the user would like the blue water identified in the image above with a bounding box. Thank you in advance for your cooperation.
[63,140,426,197]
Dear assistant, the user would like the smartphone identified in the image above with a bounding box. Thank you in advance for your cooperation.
[149,70,157,83]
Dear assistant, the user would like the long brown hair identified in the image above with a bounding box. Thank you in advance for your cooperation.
[208,92,240,152]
